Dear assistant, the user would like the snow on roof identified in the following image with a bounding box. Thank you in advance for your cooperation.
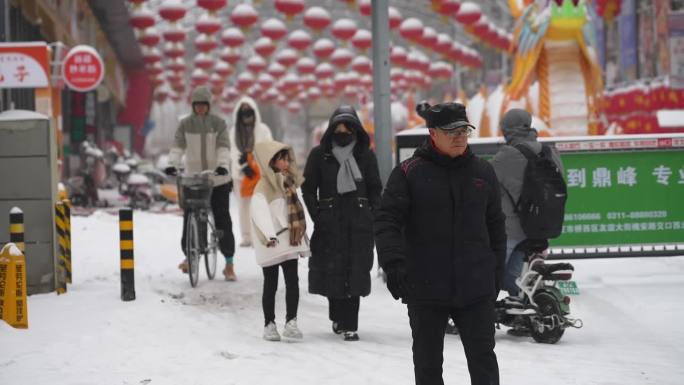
[0,109,48,121]
[10,206,23,214]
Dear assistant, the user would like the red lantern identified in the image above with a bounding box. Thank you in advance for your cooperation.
[246,56,267,74]
[428,61,453,79]
[163,27,186,43]
[360,74,373,89]
[219,47,241,65]
[142,48,162,65]
[287,101,302,114]
[221,28,245,48]
[421,27,438,51]
[236,72,255,91]
[351,29,372,51]
[215,61,233,78]
[191,69,209,84]
[158,0,186,23]
[257,73,275,89]
[390,68,405,82]
[288,29,313,51]
[147,63,164,76]
[455,2,482,25]
[301,75,316,88]
[389,6,402,30]
[296,57,317,75]
[195,34,218,52]
[359,0,372,16]
[197,0,226,13]
[254,37,277,57]
[168,58,186,72]
[275,48,299,68]
[129,0,147,6]
[351,56,372,75]
[390,46,408,67]
[435,33,452,53]
[315,63,334,79]
[261,18,288,41]
[268,62,287,79]
[138,28,161,47]
[209,73,224,87]
[224,87,239,102]
[595,0,622,22]
[331,18,358,42]
[195,14,221,35]
[330,48,353,68]
[438,0,461,16]
[308,87,322,100]
[313,38,336,60]
[130,7,156,30]
[262,88,279,102]
[231,4,259,30]
[194,53,215,70]
[304,6,331,32]
[275,0,305,20]
[399,18,424,43]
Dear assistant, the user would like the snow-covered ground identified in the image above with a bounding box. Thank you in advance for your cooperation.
[2,206,684,385]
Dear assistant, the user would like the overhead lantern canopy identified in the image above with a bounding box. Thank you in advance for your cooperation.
[158,0,186,23]
[399,18,424,44]
[197,0,227,13]
[254,37,277,58]
[388,6,403,30]
[331,18,358,45]
[288,29,313,51]
[221,27,246,48]
[275,0,306,22]
[303,6,331,33]
[195,13,222,35]
[231,3,259,31]
[351,29,372,52]
[313,38,336,60]
[261,18,288,41]
[455,2,482,25]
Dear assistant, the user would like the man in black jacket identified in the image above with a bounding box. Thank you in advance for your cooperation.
[375,102,506,385]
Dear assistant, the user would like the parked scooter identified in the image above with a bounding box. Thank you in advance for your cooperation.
[495,240,582,344]
[66,142,104,207]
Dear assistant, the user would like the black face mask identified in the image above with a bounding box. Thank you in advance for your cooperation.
[333,132,354,146]
[240,109,255,120]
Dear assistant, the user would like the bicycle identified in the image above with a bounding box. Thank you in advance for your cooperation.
[176,171,219,287]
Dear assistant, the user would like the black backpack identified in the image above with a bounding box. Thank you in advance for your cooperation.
[504,143,567,239]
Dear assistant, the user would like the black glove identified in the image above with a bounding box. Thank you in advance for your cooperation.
[226,181,233,193]
[238,153,248,165]
[384,262,409,301]
[215,166,228,176]
[242,165,255,178]
[164,166,178,176]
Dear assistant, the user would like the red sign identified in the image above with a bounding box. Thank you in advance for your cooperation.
[0,42,50,88]
[62,45,105,92]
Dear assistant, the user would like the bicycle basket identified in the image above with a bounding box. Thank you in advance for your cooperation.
[178,175,214,209]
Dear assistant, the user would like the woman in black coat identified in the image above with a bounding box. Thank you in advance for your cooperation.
[302,105,382,341]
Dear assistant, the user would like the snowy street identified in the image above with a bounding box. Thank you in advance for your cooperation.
[1,208,683,385]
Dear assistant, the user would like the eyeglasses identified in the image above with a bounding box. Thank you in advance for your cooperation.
[438,127,473,137]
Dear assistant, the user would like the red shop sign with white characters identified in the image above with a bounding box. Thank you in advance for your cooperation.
[62,45,105,92]
[0,42,50,88]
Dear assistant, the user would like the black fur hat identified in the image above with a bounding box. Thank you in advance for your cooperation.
[416,101,476,131]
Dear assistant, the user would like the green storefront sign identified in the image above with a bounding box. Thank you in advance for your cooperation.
[554,150,684,247]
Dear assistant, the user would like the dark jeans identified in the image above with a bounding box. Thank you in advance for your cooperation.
[181,183,235,258]
[328,296,360,332]
[407,300,499,385]
[262,259,299,325]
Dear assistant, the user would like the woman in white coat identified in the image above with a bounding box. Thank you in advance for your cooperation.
[251,140,309,341]
[230,97,273,250]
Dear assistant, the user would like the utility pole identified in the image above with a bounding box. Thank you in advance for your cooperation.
[371,0,392,184]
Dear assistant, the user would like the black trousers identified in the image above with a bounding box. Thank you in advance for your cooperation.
[262,259,299,325]
[181,183,235,258]
[407,300,499,385]
[328,296,360,332]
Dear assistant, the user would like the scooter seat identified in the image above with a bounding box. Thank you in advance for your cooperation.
[532,262,574,281]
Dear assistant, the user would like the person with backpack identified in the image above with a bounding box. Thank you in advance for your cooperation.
[375,102,506,385]
[490,109,566,333]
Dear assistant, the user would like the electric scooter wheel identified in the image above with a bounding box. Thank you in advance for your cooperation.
[530,291,565,344]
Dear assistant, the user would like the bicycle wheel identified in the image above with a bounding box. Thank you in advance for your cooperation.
[205,218,218,280]
[186,213,200,287]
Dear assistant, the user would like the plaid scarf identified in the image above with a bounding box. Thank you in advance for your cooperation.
[283,174,306,246]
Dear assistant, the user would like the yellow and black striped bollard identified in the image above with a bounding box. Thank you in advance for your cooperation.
[119,208,136,301]
[9,207,25,254]
[62,199,72,284]
[54,202,68,294]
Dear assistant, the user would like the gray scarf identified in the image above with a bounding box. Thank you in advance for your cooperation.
[332,140,363,194]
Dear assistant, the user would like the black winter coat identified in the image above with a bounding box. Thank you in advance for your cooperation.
[374,141,507,306]
[302,106,383,298]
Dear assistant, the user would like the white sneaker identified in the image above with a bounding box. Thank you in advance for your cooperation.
[282,318,303,339]
[263,322,281,341]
